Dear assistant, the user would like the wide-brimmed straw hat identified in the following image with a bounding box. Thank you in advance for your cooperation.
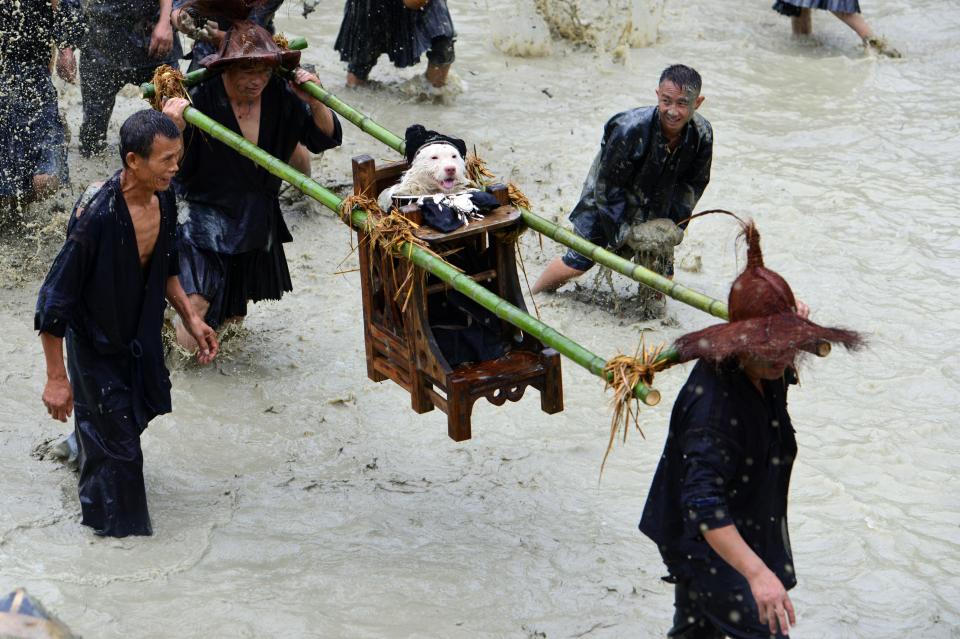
[184,0,300,70]
[672,213,863,368]
[199,21,300,70]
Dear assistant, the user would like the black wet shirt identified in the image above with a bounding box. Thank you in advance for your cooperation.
[0,0,86,69]
[83,0,181,69]
[35,172,179,426]
[639,359,798,589]
[176,74,343,255]
[570,106,712,240]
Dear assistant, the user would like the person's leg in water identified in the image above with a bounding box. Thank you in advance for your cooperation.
[790,8,812,36]
[289,144,311,176]
[832,11,901,57]
[79,63,127,157]
[346,55,377,87]
[531,257,587,294]
[424,36,455,88]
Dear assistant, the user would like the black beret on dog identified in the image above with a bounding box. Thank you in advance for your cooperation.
[404,124,468,165]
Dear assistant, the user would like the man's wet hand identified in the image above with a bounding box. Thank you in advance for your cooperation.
[748,567,796,636]
[290,68,322,103]
[796,299,810,319]
[56,48,77,83]
[161,97,189,131]
[149,20,174,59]
[42,376,73,423]
[188,317,219,365]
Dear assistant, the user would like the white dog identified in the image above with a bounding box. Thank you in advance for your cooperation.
[378,142,474,211]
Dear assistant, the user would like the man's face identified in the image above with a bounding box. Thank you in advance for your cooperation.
[655,80,703,138]
[224,62,273,100]
[128,134,183,192]
[739,354,789,382]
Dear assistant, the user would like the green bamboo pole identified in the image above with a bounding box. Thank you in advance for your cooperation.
[174,104,660,405]
[274,68,406,154]
[270,75,730,319]
[140,37,308,99]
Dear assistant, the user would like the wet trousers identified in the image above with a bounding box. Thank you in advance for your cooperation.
[75,406,153,537]
[79,60,153,157]
[667,569,789,639]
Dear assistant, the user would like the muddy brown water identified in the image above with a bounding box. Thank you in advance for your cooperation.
[2,1,958,637]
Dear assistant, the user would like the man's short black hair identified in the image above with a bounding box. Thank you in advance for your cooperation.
[119,110,181,167]
[659,64,702,96]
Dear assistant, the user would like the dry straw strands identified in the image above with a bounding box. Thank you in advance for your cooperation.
[338,194,459,312]
[600,336,670,476]
[148,65,190,111]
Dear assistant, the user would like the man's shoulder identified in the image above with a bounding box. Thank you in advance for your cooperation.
[690,112,713,141]
[70,173,120,228]
[606,106,657,132]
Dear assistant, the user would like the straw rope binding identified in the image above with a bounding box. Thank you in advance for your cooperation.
[148,64,190,111]
[600,335,670,476]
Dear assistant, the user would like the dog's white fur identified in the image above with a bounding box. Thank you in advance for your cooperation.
[378,142,474,210]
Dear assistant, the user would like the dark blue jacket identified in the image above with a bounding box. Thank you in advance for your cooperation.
[35,172,179,427]
[570,106,712,245]
[640,359,798,589]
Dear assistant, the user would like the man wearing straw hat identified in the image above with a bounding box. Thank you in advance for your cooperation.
[161,0,341,350]
[639,216,863,638]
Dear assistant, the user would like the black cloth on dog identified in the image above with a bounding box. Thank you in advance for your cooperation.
[404,124,467,164]
[418,190,501,233]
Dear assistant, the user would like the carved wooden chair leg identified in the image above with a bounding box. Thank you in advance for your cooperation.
[539,349,564,414]
[411,372,435,414]
[446,379,475,442]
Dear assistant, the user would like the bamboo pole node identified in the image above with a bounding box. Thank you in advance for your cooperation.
[148,64,189,111]
[600,336,670,476]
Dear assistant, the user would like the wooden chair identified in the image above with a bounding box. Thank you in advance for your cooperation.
[351,154,563,441]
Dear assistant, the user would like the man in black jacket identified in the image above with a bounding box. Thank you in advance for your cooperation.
[532,64,712,293]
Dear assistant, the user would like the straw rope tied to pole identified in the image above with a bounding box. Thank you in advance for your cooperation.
[337,192,459,313]
[600,334,671,475]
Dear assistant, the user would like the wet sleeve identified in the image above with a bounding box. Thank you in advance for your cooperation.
[34,209,102,337]
[678,395,742,538]
[669,121,712,227]
[162,192,180,278]
[299,105,343,154]
[594,117,640,236]
[54,0,88,49]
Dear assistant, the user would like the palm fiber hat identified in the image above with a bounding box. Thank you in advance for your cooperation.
[672,213,864,368]
[184,0,301,70]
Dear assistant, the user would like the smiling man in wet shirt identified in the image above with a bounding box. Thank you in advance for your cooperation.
[36,110,218,538]
[532,64,712,293]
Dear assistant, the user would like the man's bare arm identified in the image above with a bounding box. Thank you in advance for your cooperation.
[40,333,73,422]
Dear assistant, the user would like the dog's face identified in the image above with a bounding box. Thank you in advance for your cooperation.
[412,142,467,194]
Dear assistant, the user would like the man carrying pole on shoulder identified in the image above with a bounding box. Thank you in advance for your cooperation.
[160,0,342,350]
[37,109,218,538]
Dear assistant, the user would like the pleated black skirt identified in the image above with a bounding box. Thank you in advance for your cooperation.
[773,0,861,16]
[334,0,455,70]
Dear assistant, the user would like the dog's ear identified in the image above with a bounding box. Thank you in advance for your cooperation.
[404,125,430,164]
